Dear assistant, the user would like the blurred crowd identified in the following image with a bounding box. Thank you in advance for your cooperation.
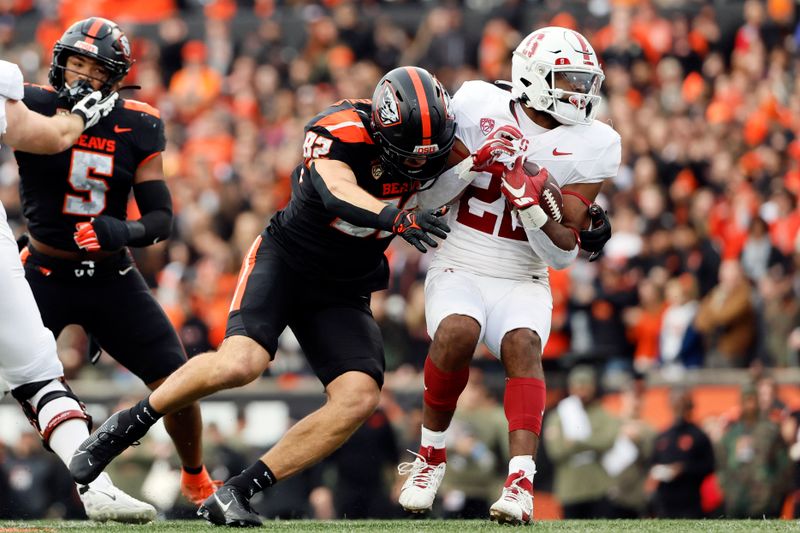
[1,0,800,521]
[0,0,798,380]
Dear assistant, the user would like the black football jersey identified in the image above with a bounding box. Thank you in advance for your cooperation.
[268,99,422,292]
[14,85,165,250]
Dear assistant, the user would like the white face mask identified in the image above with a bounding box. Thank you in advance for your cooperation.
[553,98,589,125]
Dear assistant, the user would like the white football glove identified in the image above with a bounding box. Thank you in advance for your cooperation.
[71,91,119,130]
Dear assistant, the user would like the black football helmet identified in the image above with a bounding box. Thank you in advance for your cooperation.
[49,17,133,101]
[370,66,456,183]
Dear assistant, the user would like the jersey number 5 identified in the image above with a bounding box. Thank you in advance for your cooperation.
[63,149,111,216]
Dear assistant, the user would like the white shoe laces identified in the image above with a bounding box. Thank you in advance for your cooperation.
[398,450,444,488]
[500,476,533,514]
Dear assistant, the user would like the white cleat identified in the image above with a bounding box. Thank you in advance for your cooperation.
[397,451,446,513]
[489,473,534,525]
[79,473,157,523]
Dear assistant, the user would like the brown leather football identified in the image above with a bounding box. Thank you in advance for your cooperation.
[523,161,563,223]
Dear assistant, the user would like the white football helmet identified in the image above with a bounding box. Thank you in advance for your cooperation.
[511,27,605,126]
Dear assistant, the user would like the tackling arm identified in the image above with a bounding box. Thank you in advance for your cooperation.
[309,158,450,253]
[414,139,475,210]
[3,91,118,154]
[2,99,85,154]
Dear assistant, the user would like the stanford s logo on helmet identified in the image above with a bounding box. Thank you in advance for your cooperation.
[511,26,605,126]
[370,67,456,183]
[49,17,133,102]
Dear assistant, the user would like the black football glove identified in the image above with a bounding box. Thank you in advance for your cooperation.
[391,206,450,253]
[580,204,611,262]
[74,215,130,251]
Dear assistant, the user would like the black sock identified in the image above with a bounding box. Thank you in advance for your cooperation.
[226,460,276,497]
[124,396,163,434]
[183,464,203,475]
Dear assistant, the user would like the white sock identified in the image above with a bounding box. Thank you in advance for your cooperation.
[420,426,447,449]
[40,398,89,466]
[86,472,113,490]
[508,455,536,482]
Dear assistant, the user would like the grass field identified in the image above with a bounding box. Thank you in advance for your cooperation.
[1,520,798,533]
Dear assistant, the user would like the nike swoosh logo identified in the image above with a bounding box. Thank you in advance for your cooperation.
[503,181,528,198]
[552,148,572,156]
[94,489,117,501]
[119,266,133,275]
[214,494,233,513]
[114,125,132,133]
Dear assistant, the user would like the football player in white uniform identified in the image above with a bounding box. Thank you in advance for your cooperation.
[0,59,156,522]
[397,27,620,524]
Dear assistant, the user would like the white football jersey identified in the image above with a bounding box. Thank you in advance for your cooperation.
[430,80,621,280]
[0,60,24,138]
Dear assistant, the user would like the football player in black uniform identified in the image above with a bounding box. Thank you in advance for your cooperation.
[14,17,219,505]
[70,66,495,526]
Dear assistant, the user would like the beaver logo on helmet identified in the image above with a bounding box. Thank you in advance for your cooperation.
[377,86,401,127]
[370,66,456,183]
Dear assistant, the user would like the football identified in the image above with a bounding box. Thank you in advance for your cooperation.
[523,161,563,223]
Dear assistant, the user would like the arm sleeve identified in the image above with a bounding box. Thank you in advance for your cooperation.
[308,161,398,232]
[524,225,579,269]
[415,154,477,209]
[125,180,173,247]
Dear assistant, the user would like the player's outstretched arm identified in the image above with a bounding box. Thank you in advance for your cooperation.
[415,138,473,210]
[309,158,449,252]
[3,91,117,154]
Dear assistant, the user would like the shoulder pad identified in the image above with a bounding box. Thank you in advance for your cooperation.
[122,99,161,119]
[0,60,24,100]
[312,107,372,145]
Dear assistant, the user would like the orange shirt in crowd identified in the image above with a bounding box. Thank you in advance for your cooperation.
[59,0,175,25]
[629,303,667,367]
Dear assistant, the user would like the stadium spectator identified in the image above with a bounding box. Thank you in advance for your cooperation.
[544,366,619,518]
[716,382,790,518]
[604,379,656,518]
[694,260,757,367]
[659,274,703,376]
[649,387,714,518]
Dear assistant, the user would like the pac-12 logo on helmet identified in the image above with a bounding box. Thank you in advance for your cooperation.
[370,66,456,183]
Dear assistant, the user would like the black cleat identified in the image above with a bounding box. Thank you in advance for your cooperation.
[69,409,145,485]
[197,485,263,528]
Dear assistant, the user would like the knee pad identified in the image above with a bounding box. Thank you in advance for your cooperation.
[504,377,546,435]
[11,378,92,451]
[423,356,470,412]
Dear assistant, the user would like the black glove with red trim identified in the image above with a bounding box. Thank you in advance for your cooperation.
[390,206,450,253]
[580,204,611,260]
[74,215,130,251]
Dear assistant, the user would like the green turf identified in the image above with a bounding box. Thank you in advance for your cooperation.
[1,520,798,533]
